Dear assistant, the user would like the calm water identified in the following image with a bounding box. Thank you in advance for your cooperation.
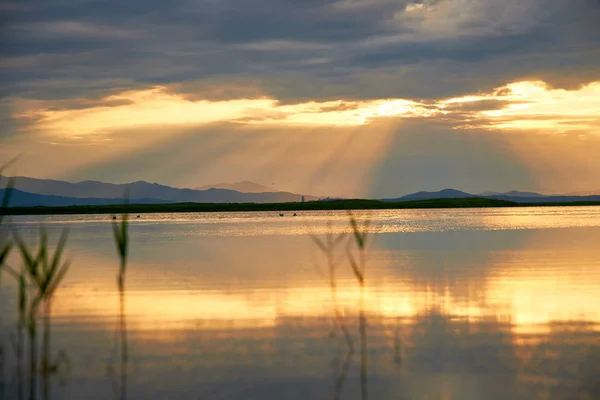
[1,207,600,399]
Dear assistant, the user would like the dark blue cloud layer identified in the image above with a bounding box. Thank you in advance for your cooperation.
[1,0,599,104]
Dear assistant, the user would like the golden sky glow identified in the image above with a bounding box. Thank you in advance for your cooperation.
[2,0,600,199]
[13,87,433,137]
[13,79,600,140]
[460,81,600,132]
[3,78,600,197]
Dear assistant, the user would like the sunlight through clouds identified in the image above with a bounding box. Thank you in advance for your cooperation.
[478,81,600,132]
[12,79,600,140]
[2,0,600,197]
[13,87,435,137]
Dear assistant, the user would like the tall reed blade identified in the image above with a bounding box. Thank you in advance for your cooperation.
[1,160,17,282]
[346,211,371,400]
[309,222,355,400]
[112,214,129,290]
[0,243,13,285]
[12,226,71,400]
[0,156,19,225]
[111,212,129,400]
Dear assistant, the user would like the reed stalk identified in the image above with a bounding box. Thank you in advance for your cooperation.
[112,213,129,400]
[346,211,371,400]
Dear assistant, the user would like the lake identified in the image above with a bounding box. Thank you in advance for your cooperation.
[1,207,600,399]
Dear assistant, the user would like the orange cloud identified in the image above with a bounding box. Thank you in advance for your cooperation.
[440,80,600,132]
[11,80,600,141]
[11,87,432,138]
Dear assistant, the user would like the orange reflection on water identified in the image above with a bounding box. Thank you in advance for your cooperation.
[51,270,600,335]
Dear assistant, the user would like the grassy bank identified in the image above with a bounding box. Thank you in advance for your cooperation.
[2,197,600,216]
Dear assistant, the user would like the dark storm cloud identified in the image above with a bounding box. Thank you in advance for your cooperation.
[1,0,599,106]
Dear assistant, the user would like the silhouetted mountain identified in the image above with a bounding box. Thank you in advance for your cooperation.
[478,190,545,198]
[0,176,317,204]
[485,194,600,203]
[195,181,275,193]
[384,189,475,202]
[0,189,171,207]
[566,189,600,196]
[384,188,600,204]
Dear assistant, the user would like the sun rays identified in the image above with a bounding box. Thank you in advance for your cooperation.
[4,78,600,197]
[12,79,600,141]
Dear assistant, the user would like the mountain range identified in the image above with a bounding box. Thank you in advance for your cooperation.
[194,181,276,193]
[0,189,171,207]
[0,176,317,207]
[566,189,600,196]
[383,189,600,203]
[477,190,545,198]
[2,175,600,208]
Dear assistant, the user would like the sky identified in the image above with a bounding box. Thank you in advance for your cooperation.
[1,0,600,198]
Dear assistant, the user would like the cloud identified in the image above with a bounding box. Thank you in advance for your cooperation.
[11,79,600,141]
[9,86,429,138]
[2,0,600,196]
[455,81,600,133]
[1,0,599,105]
[440,99,517,112]
[391,0,545,40]
[8,21,144,40]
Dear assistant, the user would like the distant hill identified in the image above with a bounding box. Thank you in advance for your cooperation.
[566,190,600,196]
[384,189,475,202]
[5,176,598,208]
[195,181,275,193]
[485,194,600,203]
[0,176,318,205]
[0,188,171,207]
[383,188,600,204]
[478,190,546,198]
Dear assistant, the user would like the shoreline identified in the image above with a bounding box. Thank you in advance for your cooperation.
[2,198,600,216]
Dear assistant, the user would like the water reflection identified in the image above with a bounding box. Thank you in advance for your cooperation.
[309,223,354,400]
[105,213,130,400]
[0,228,72,400]
[0,208,599,399]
